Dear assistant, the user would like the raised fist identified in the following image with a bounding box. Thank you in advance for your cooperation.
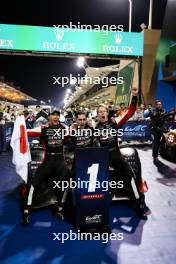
[131,87,138,96]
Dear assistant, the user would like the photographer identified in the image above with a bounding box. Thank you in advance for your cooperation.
[144,100,166,164]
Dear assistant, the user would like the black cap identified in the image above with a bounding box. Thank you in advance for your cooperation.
[49,110,60,116]
[65,111,73,118]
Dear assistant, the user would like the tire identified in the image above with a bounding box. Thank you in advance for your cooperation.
[120,147,142,181]
[110,147,142,201]
[160,141,167,158]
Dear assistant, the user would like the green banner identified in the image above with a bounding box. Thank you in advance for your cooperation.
[115,62,135,106]
[0,24,144,57]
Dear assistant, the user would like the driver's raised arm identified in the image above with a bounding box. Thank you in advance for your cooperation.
[114,87,138,128]
[27,126,42,137]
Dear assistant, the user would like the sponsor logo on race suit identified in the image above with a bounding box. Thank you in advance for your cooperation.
[85,214,102,224]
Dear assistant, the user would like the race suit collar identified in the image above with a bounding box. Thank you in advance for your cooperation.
[49,121,60,127]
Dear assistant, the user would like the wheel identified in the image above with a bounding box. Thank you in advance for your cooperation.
[120,147,141,180]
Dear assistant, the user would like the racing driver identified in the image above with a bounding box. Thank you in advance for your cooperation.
[95,87,149,219]
[27,110,70,218]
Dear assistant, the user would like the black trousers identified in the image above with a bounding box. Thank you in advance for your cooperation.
[151,129,163,158]
[32,156,71,204]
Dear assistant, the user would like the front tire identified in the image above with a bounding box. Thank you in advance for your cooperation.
[120,147,141,180]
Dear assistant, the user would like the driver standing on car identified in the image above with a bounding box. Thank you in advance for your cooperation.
[28,110,70,218]
[70,111,94,148]
[68,111,94,179]
[96,87,149,219]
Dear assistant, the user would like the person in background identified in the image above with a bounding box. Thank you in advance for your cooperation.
[25,108,36,128]
[70,105,77,120]
[144,100,166,164]
[36,107,48,121]
[119,102,127,117]
[108,105,116,118]
[3,106,11,122]
[0,103,6,112]
[64,111,74,126]
[9,109,16,122]
[91,106,97,119]
[133,106,144,121]
[0,111,4,124]
[114,106,121,123]
[144,104,153,121]
[24,105,28,112]
[147,104,152,111]
[34,105,41,117]
[75,104,81,115]
[13,105,18,115]
[140,103,146,113]
[59,110,65,123]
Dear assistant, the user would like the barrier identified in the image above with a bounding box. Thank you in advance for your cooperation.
[120,120,176,142]
[120,121,152,141]
[0,123,14,152]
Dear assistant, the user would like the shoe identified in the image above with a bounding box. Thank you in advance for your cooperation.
[133,198,150,220]
[53,205,65,221]
[55,211,64,221]
[135,209,148,220]
[153,157,159,164]
[135,204,151,220]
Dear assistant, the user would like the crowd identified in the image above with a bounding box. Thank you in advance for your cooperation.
[0,103,49,128]
[0,101,175,128]
[59,102,175,127]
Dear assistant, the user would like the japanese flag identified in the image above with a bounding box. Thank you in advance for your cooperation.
[10,115,31,183]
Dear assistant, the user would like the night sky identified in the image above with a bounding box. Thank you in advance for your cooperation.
[0,0,168,108]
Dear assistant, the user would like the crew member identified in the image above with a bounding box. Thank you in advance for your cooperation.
[144,100,166,164]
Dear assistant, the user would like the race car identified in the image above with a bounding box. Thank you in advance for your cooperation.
[160,129,176,162]
[20,140,148,226]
